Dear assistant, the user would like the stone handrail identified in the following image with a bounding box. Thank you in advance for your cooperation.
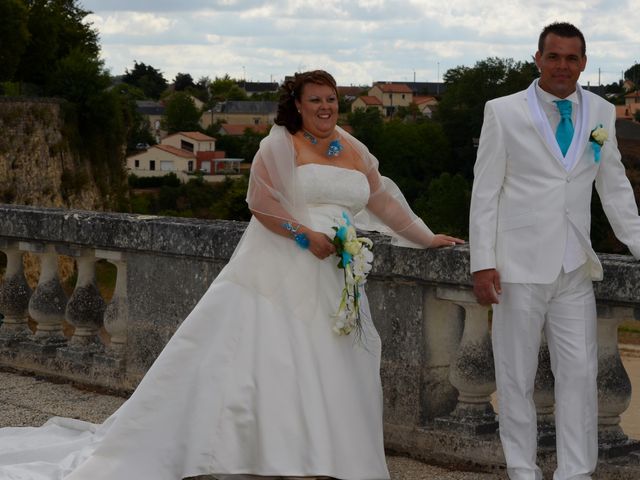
[1,204,639,474]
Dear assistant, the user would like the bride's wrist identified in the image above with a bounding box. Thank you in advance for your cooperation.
[282,221,310,249]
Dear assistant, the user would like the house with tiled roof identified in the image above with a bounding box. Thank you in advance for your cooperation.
[375,81,447,96]
[201,101,278,129]
[218,124,271,136]
[126,132,243,182]
[136,100,166,142]
[368,83,413,117]
[413,95,439,118]
[350,95,384,115]
[237,81,279,97]
[617,90,640,120]
[338,86,367,101]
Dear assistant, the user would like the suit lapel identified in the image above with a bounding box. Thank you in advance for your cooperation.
[568,84,591,173]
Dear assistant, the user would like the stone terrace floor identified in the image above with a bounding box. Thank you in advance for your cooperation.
[0,369,503,479]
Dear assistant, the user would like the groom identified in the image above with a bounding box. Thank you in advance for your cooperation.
[470,22,640,480]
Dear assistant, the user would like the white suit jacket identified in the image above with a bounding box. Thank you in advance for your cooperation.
[469,81,640,283]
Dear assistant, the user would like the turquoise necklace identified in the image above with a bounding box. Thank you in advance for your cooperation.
[302,130,344,158]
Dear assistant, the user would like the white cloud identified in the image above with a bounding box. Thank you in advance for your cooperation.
[84,0,639,87]
[86,12,175,36]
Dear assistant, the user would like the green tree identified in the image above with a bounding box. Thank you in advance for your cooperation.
[604,81,623,95]
[116,83,156,151]
[374,120,451,204]
[239,128,268,161]
[209,74,248,102]
[188,76,212,105]
[395,102,422,122]
[173,72,194,91]
[123,61,168,99]
[250,91,279,102]
[48,47,109,104]
[0,0,29,82]
[211,176,251,220]
[347,107,384,152]
[414,172,471,238]
[436,57,538,177]
[215,127,268,161]
[624,63,640,87]
[163,91,201,133]
[14,0,99,89]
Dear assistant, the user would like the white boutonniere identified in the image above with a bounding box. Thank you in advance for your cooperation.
[589,125,608,163]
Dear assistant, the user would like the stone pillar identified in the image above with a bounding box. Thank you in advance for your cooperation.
[57,249,106,364]
[94,250,128,371]
[23,243,68,352]
[0,241,32,347]
[434,287,498,434]
[534,335,555,446]
[596,304,638,456]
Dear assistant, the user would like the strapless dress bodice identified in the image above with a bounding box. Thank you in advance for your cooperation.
[297,163,369,235]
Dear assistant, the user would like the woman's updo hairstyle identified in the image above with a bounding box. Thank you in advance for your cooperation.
[274,70,338,134]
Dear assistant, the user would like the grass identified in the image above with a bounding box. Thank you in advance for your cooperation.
[619,320,640,345]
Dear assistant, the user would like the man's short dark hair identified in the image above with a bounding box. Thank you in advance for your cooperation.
[538,22,586,57]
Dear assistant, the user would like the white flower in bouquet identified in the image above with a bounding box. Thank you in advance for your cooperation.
[331,212,374,337]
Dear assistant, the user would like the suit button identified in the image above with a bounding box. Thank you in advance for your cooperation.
[565,208,570,214]
[566,177,571,182]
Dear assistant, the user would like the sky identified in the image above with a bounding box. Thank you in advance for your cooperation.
[81,0,640,88]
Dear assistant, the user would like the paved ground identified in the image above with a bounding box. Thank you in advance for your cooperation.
[0,369,503,479]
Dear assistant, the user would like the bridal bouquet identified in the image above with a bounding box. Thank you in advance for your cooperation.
[331,212,374,336]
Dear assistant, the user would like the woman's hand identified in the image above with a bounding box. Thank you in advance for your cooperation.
[430,234,465,248]
[304,229,337,260]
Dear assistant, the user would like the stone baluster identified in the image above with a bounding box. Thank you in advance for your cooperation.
[533,335,555,446]
[94,250,128,370]
[23,243,68,352]
[434,287,498,434]
[58,249,106,363]
[596,304,638,455]
[0,241,32,347]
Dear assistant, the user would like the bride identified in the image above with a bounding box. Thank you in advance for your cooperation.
[0,70,462,479]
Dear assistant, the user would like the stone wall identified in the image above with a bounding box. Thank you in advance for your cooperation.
[1,205,640,476]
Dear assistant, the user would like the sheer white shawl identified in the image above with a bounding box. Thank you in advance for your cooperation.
[246,125,434,248]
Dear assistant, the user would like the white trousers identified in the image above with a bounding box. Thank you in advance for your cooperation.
[492,266,598,480]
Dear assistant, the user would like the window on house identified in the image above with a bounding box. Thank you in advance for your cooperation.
[389,94,392,100]
[134,160,140,168]
[181,140,194,152]
[188,161,194,172]
[160,161,175,171]
[402,94,405,99]
[150,160,156,171]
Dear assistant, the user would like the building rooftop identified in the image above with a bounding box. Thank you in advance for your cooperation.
[214,101,278,115]
[135,100,165,115]
[356,95,383,106]
[155,144,195,158]
[374,83,413,94]
[163,131,216,142]
[219,124,271,136]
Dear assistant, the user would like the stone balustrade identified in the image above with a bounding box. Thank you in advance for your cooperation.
[1,204,639,476]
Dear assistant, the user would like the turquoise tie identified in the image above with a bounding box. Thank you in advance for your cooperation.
[554,99,574,157]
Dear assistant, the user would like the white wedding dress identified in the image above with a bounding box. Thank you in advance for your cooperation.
[0,164,391,480]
